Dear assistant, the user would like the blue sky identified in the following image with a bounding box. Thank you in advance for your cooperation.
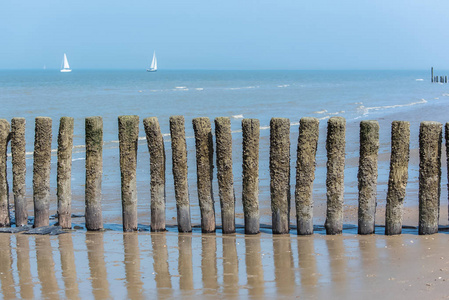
[1,1,448,70]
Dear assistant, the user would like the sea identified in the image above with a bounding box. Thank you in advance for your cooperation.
[0,69,448,226]
[2,69,449,299]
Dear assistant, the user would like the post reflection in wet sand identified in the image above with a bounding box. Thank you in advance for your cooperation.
[123,232,144,299]
[151,233,172,296]
[35,235,60,299]
[201,235,218,294]
[15,234,34,299]
[297,236,318,293]
[0,235,16,299]
[325,238,347,297]
[245,237,264,297]
[177,233,193,291]
[222,236,239,297]
[273,236,296,295]
[86,232,110,300]
[58,234,80,300]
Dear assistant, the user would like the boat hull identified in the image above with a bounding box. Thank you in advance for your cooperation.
[146,69,157,72]
[60,69,72,73]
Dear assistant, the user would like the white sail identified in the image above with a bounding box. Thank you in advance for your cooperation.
[147,51,157,72]
[61,53,72,72]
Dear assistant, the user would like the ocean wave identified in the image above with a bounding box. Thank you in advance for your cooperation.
[415,79,424,81]
[313,109,327,114]
[232,114,244,119]
[356,98,427,117]
[443,93,449,97]
[227,86,259,90]
[174,86,189,91]
[277,84,289,88]
[72,157,85,162]
[195,88,204,91]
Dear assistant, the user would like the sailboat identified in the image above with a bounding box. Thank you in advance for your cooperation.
[60,53,71,73]
[147,51,157,72]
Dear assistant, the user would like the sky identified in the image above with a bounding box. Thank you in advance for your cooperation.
[1,1,449,70]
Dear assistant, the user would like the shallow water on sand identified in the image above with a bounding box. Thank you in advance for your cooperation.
[1,230,449,299]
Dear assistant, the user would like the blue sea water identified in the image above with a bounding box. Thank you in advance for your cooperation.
[1,69,448,225]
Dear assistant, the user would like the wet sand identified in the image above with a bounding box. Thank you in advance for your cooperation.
[1,229,449,299]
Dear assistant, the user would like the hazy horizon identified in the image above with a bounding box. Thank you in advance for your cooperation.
[1,1,448,70]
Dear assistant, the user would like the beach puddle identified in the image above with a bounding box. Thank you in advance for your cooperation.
[0,230,449,299]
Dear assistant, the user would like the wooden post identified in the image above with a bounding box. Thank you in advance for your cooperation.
[431,67,434,82]
[118,115,139,232]
[270,118,290,234]
[33,117,52,228]
[192,117,215,233]
[85,116,103,231]
[418,121,442,235]
[325,117,346,235]
[445,76,447,83]
[0,120,10,227]
[169,116,192,232]
[357,120,379,235]
[11,118,27,227]
[385,121,410,235]
[57,117,74,229]
[446,123,449,225]
[143,117,166,232]
[214,117,235,234]
[295,117,319,235]
[441,76,444,83]
[242,119,260,234]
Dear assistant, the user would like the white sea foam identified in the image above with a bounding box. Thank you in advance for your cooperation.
[277,84,289,88]
[356,98,427,117]
[232,114,244,119]
[195,88,204,91]
[227,86,259,90]
[174,86,189,91]
[72,157,85,162]
[415,79,424,81]
[259,126,270,130]
[313,109,327,114]
[443,93,449,97]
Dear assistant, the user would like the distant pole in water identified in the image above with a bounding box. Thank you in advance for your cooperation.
[57,117,74,229]
[193,117,215,233]
[431,67,434,82]
[270,118,290,234]
[357,120,379,235]
[85,116,104,231]
[242,119,260,234]
[418,122,442,235]
[118,115,139,232]
[325,117,346,235]
[0,119,10,227]
[295,117,319,235]
[11,118,27,227]
[214,117,236,234]
[385,121,410,235]
[33,117,52,228]
[143,117,166,232]
[169,116,192,233]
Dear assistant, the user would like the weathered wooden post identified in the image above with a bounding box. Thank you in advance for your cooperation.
[295,117,319,235]
[214,117,235,234]
[242,119,260,234]
[357,120,379,235]
[169,116,192,232]
[143,117,166,232]
[419,121,442,235]
[441,76,444,83]
[57,117,74,229]
[270,118,290,234]
[33,117,52,228]
[118,115,139,232]
[11,118,27,227]
[0,120,10,227]
[325,117,346,235]
[85,116,103,231]
[385,121,410,235]
[446,123,449,225]
[192,117,215,233]
[431,67,434,82]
